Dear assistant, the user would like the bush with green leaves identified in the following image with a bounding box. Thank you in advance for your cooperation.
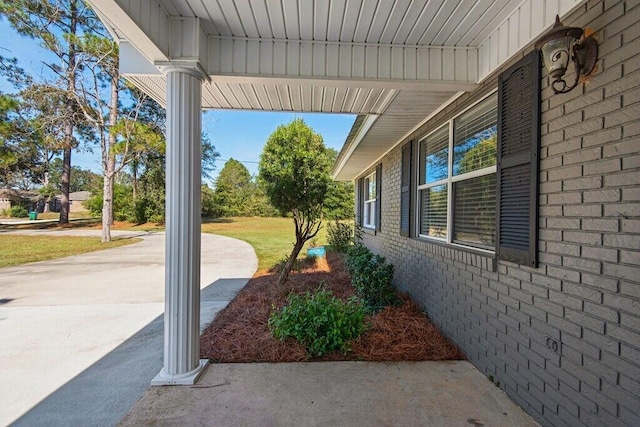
[344,244,372,274]
[9,205,29,218]
[346,244,399,313]
[268,288,366,357]
[327,220,353,253]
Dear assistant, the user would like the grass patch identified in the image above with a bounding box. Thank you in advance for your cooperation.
[46,216,330,271]
[201,217,328,270]
[32,212,94,221]
[102,221,165,232]
[0,235,141,268]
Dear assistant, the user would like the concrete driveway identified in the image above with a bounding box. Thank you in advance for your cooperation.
[0,230,257,426]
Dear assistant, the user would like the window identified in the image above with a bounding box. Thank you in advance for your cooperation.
[417,92,497,250]
[357,164,382,231]
[363,171,377,229]
[400,51,539,265]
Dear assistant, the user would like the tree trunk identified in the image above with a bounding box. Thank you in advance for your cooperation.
[277,238,305,286]
[132,162,138,200]
[43,170,50,213]
[59,1,78,225]
[101,64,119,241]
[59,146,71,224]
[102,173,112,242]
[108,158,115,226]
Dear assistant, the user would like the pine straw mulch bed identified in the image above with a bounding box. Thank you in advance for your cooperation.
[200,252,465,362]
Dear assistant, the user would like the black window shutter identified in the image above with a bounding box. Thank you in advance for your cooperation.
[356,177,364,226]
[400,141,412,237]
[376,163,382,231]
[496,50,541,267]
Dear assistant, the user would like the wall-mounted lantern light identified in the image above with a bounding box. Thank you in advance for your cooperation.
[535,15,598,94]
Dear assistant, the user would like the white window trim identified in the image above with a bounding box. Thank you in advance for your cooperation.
[363,170,377,229]
[416,89,498,252]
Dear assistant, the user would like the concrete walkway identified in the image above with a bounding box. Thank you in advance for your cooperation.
[0,230,257,426]
[1,228,538,427]
[120,362,538,427]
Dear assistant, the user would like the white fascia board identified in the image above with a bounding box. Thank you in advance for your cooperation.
[210,74,477,92]
[332,114,380,180]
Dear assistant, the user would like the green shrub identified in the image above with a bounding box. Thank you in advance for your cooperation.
[345,244,399,313]
[268,287,367,357]
[9,206,29,218]
[345,244,371,273]
[327,220,352,253]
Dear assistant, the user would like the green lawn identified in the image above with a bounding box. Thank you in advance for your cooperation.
[0,217,335,270]
[33,212,94,220]
[201,217,328,270]
[0,235,141,268]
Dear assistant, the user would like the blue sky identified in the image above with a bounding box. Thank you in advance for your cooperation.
[0,18,355,185]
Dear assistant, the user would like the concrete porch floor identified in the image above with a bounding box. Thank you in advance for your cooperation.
[120,361,539,426]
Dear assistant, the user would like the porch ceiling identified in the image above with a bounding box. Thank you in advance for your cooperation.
[88,0,584,180]
[157,0,521,47]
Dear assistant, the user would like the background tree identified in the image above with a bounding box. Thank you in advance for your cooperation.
[323,148,354,220]
[211,158,277,218]
[1,0,101,224]
[48,157,100,193]
[17,83,93,208]
[127,88,166,201]
[323,180,354,220]
[213,158,254,217]
[201,183,217,217]
[201,133,219,181]
[259,119,332,285]
[246,180,279,217]
[0,94,33,188]
[74,32,167,241]
[0,59,48,192]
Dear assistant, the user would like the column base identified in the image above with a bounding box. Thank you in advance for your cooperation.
[151,359,209,386]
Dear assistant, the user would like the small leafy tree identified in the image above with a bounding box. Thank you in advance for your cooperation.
[259,119,332,285]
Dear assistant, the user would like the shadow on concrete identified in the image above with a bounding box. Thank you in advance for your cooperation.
[11,277,250,427]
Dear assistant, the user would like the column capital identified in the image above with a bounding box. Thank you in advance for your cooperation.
[155,61,210,82]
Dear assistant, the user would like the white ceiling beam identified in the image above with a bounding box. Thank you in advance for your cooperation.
[208,37,479,90]
[87,0,170,63]
[119,43,162,76]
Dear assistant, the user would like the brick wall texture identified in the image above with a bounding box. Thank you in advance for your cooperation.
[360,2,640,426]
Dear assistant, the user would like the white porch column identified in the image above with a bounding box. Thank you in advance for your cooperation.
[151,67,208,386]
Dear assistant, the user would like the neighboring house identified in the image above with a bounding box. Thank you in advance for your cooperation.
[49,191,91,213]
[336,4,639,426]
[0,189,38,213]
[89,1,638,423]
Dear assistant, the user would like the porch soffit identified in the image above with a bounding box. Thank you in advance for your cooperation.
[88,0,586,180]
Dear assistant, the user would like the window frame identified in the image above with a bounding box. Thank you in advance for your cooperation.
[362,170,377,229]
[415,89,498,253]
